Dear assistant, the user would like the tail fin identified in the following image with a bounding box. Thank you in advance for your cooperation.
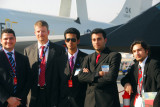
[59,0,88,24]
[76,0,88,22]
[59,0,72,17]
[111,0,153,25]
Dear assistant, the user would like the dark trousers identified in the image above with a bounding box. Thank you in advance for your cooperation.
[36,87,47,107]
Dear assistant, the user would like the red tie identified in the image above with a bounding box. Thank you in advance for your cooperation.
[39,46,46,87]
[96,54,101,64]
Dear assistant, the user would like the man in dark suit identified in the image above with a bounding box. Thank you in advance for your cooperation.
[0,28,31,107]
[56,28,87,107]
[121,41,160,107]
[24,20,65,107]
[78,28,121,107]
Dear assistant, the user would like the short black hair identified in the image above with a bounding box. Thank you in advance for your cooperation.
[1,28,16,38]
[64,27,80,40]
[91,28,106,39]
[130,41,150,53]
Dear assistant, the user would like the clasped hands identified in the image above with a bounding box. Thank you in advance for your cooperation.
[83,68,108,76]
[7,97,21,107]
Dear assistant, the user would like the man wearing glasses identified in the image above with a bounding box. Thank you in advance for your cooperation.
[55,28,87,107]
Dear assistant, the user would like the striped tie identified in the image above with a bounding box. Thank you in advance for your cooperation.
[7,52,17,93]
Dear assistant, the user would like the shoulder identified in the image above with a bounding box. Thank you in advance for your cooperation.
[78,50,88,57]
[15,51,27,59]
[24,43,37,51]
[50,42,65,51]
[147,57,160,67]
[106,51,122,60]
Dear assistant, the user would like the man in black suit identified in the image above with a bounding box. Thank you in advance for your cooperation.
[121,41,160,107]
[56,28,87,107]
[24,20,65,107]
[0,28,30,107]
[78,28,121,107]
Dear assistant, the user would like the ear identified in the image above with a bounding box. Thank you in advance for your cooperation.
[105,38,107,43]
[48,30,50,35]
[77,39,80,44]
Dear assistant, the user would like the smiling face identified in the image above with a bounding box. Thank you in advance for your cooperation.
[34,26,49,45]
[91,33,107,53]
[1,33,16,52]
[132,44,148,63]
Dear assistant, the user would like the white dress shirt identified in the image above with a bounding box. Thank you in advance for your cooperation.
[68,49,79,65]
[135,56,148,107]
[38,41,49,62]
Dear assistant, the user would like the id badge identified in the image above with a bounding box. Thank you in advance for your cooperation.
[14,77,17,85]
[101,65,109,72]
[68,80,73,87]
[74,68,81,76]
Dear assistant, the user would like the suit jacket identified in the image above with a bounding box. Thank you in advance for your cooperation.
[24,41,65,107]
[57,50,87,107]
[0,50,31,107]
[78,47,121,107]
[121,57,160,107]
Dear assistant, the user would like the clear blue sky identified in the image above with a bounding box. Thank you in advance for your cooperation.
[0,0,125,22]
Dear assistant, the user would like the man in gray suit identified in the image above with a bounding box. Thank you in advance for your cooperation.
[24,20,65,107]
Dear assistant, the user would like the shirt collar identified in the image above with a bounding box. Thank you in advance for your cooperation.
[68,49,79,59]
[139,56,148,68]
[3,48,15,54]
[38,41,49,49]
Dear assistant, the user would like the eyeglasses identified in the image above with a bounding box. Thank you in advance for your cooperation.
[65,38,76,42]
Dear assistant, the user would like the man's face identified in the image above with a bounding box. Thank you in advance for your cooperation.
[1,33,16,52]
[34,26,49,44]
[91,33,107,53]
[132,44,148,63]
[65,33,79,51]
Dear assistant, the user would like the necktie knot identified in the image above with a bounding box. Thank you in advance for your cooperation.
[70,56,74,61]
[7,52,13,56]
[96,54,101,64]
[41,46,45,51]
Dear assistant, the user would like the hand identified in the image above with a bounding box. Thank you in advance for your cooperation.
[83,68,89,73]
[7,97,21,107]
[124,83,133,95]
[99,71,108,77]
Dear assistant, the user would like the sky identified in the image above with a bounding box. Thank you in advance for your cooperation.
[0,0,125,23]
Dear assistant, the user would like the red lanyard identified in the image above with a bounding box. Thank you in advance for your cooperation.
[3,50,17,85]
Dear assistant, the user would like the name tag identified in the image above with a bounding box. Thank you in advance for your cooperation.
[74,68,81,76]
[101,65,109,72]
[68,80,73,87]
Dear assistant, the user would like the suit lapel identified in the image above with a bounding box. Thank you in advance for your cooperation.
[46,42,55,70]
[32,43,38,63]
[95,48,110,67]
[1,51,13,77]
[15,52,20,79]
[91,53,96,68]
[134,63,139,84]
[143,58,150,86]
[73,51,82,74]
[64,53,70,76]
[96,52,108,66]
